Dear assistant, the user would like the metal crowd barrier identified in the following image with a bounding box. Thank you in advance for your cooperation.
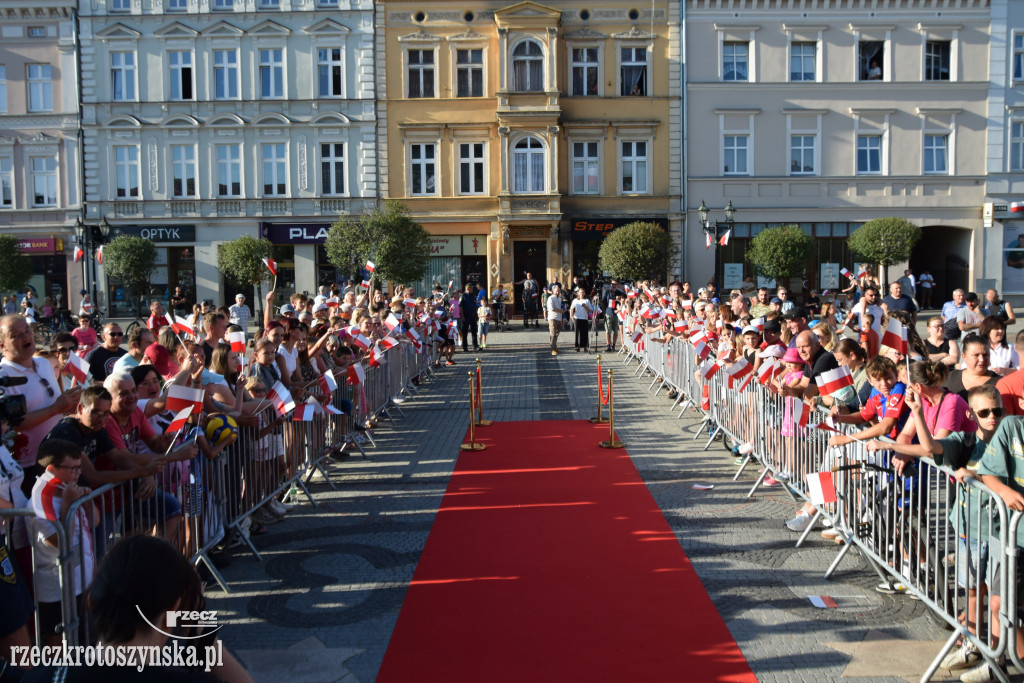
[620,318,1020,683]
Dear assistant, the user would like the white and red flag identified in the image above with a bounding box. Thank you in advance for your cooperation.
[267,381,295,416]
[815,366,854,396]
[705,232,712,250]
[166,384,205,415]
[262,257,277,276]
[694,337,711,360]
[681,299,693,310]
[840,267,852,279]
[324,404,345,416]
[73,246,84,263]
[700,359,721,381]
[325,297,340,308]
[1010,201,1024,214]
[228,331,246,353]
[365,260,375,273]
[165,406,193,434]
[292,401,316,422]
[351,334,371,351]
[62,352,90,384]
[378,336,398,351]
[404,297,417,307]
[172,315,193,337]
[857,266,868,279]
[361,278,371,289]
[316,369,338,395]
[347,363,365,386]
[631,329,644,345]
[806,471,838,505]
[881,317,908,354]
[385,313,401,332]
[673,320,687,333]
[757,358,780,385]
[724,358,753,388]
[96,246,104,264]
[719,229,731,246]
[750,317,766,332]
[788,396,809,429]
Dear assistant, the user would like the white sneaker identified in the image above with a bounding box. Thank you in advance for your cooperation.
[785,511,813,532]
[821,528,840,540]
[960,659,1002,683]
[940,641,980,671]
[273,498,296,513]
[737,442,754,455]
[393,395,406,404]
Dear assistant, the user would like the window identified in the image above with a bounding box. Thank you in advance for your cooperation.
[262,143,287,196]
[168,51,193,100]
[570,48,598,96]
[1015,33,1023,81]
[458,142,484,195]
[722,42,748,82]
[857,135,882,174]
[0,66,6,113]
[790,42,815,81]
[723,135,748,175]
[318,49,343,97]
[31,157,57,207]
[571,141,599,194]
[512,136,545,193]
[320,143,345,196]
[216,144,241,197]
[923,134,949,174]
[27,64,52,112]
[409,143,436,196]
[512,41,543,92]
[213,50,238,99]
[260,0,279,8]
[0,157,12,208]
[28,27,45,38]
[171,145,197,197]
[859,41,884,80]
[167,0,186,10]
[318,0,337,6]
[620,141,648,193]
[456,49,483,98]
[924,40,950,81]
[407,49,434,98]
[114,146,139,198]
[213,0,232,9]
[111,52,136,101]
[1010,121,1024,172]
[111,0,130,11]
[620,47,647,96]
[790,135,815,175]
[259,49,284,98]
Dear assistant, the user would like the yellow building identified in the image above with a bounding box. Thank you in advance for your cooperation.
[376,0,681,310]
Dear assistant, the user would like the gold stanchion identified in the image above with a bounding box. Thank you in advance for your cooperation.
[598,369,625,449]
[589,355,609,424]
[461,372,486,451]
[474,358,492,427]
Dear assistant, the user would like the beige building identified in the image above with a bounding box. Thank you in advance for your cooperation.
[0,0,82,306]
[377,0,681,307]
[685,0,990,299]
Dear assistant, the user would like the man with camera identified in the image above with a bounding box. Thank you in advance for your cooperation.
[0,314,81,468]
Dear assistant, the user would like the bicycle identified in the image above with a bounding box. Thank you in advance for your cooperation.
[124,297,150,338]
[34,309,76,348]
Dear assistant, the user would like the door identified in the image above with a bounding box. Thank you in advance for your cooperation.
[513,240,547,314]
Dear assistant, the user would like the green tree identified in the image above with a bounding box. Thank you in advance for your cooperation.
[745,224,813,284]
[218,236,274,288]
[847,217,922,287]
[325,200,431,286]
[102,235,157,311]
[0,235,33,295]
[597,221,674,282]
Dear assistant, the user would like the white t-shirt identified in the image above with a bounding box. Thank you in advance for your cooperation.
[31,470,95,602]
[854,302,884,338]
[277,344,299,379]
[570,299,593,320]
[0,356,61,468]
[990,344,1020,371]
[0,445,28,547]
[546,294,564,321]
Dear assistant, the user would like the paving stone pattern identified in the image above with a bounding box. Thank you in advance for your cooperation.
[209,324,959,683]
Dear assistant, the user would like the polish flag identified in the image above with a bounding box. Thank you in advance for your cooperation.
[325,297,340,308]
[626,289,637,299]
[166,384,205,414]
[262,257,277,276]
[682,300,693,310]
[406,328,421,343]
[757,358,780,385]
[165,405,193,434]
[806,471,838,505]
[719,229,731,246]
[228,331,246,353]
[639,304,654,319]
[857,267,868,279]
[362,279,371,289]
[267,381,295,416]
[705,232,712,250]
[367,352,382,368]
[384,313,401,332]
[316,369,338,395]
[1010,201,1024,213]
[347,364,365,386]
[724,358,753,388]
[96,246,103,264]
[292,402,316,422]
[750,316,766,332]
[881,317,908,354]
[73,246,84,263]
[172,315,193,336]
[324,404,345,416]
[814,416,841,433]
[352,334,371,351]
[378,336,398,350]
[840,267,852,279]
[631,329,643,345]
[815,366,854,396]
[62,352,90,384]
[404,298,417,307]
[673,320,687,333]
[365,260,375,273]
[695,337,711,360]
[736,369,757,392]
[788,396,809,428]
[700,359,721,381]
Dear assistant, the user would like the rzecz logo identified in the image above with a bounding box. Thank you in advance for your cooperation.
[137,607,222,640]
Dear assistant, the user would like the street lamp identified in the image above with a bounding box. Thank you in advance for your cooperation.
[74,215,112,311]
[697,200,737,293]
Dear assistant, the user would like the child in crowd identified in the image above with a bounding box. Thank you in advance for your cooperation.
[828,356,909,448]
[71,314,97,358]
[860,312,880,359]
[477,299,492,350]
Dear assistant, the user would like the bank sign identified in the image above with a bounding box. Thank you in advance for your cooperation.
[260,223,331,244]
[571,217,668,241]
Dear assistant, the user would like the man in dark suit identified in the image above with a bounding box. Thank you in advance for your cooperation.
[459,284,479,352]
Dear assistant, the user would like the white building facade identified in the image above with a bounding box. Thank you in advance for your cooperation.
[79,0,377,314]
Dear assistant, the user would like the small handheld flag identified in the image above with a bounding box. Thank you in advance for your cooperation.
[262,257,277,277]
[165,406,194,434]
[228,330,246,353]
[365,260,375,273]
[267,381,295,416]
[700,359,721,381]
[347,364,365,385]
[815,365,854,397]
[881,317,908,355]
[166,384,205,414]
[62,352,90,384]
[806,471,838,505]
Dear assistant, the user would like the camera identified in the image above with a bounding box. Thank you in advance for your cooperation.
[0,377,28,428]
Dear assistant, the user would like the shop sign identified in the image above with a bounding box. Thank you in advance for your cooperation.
[17,237,62,254]
[462,235,486,256]
[570,217,668,241]
[429,237,461,256]
[113,225,196,242]
[723,263,744,290]
[259,223,331,244]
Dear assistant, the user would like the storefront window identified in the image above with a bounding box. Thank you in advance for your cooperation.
[315,245,340,290]
[107,245,197,317]
[273,245,294,308]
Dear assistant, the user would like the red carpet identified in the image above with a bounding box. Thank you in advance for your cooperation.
[377,421,756,683]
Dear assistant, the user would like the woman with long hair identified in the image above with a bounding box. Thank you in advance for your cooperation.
[898,361,975,443]
[980,315,1018,376]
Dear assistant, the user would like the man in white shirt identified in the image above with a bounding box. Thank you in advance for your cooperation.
[313,285,328,306]
[228,293,250,331]
[842,285,884,338]
[546,285,565,356]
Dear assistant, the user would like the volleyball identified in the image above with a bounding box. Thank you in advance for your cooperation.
[205,413,238,447]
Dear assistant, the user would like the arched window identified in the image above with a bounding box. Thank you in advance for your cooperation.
[513,136,546,193]
[512,40,543,92]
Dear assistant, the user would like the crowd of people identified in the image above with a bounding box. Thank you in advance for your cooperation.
[0,280,459,680]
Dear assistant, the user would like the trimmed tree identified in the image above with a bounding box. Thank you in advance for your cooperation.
[102,235,157,314]
[0,235,33,295]
[218,236,274,290]
[847,217,922,287]
[325,200,431,287]
[597,221,674,282]
[745,224,814,286]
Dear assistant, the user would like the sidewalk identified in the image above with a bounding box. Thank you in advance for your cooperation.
[207,323,961,683]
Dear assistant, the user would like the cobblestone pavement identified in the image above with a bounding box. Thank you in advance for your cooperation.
[209,321,969,683]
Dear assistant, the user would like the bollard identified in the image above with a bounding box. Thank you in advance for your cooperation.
[589,355,609,424]
[461,372,486,451]
[598,369,625,449]
[474,358,492,427]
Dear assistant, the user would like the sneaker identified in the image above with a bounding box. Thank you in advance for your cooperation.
[960,659,1002,683]
[775,471,791,482]
[763,476,780,487]
[821,528,840,540]
[875,580,910,594]
[481,343,487,349]
[940,641,980,671]
[268,499,288,516]
[785,511,813,532]
[733,456,746,465]
[446,360,456,366]
[393,395,406,404]
[737,443,754,455]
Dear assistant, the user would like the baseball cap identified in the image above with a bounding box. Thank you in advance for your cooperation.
[143,343,170,376]
[280,304,296,315]
[782,306,808,320]
[770,297,782,304]
[313,302,328,314]
[741,325,760,336]
[763,320,782,334]
[235,293,245,301]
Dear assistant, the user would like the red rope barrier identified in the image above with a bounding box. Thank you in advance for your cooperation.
[598,363,609,405]
[475,367,482,410]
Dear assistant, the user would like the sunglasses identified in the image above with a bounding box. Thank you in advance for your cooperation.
[57,345,77,354]
[39,377,54,398]
[975,408,1004,419]
[56,464,82,473]
[108,331,124,337]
